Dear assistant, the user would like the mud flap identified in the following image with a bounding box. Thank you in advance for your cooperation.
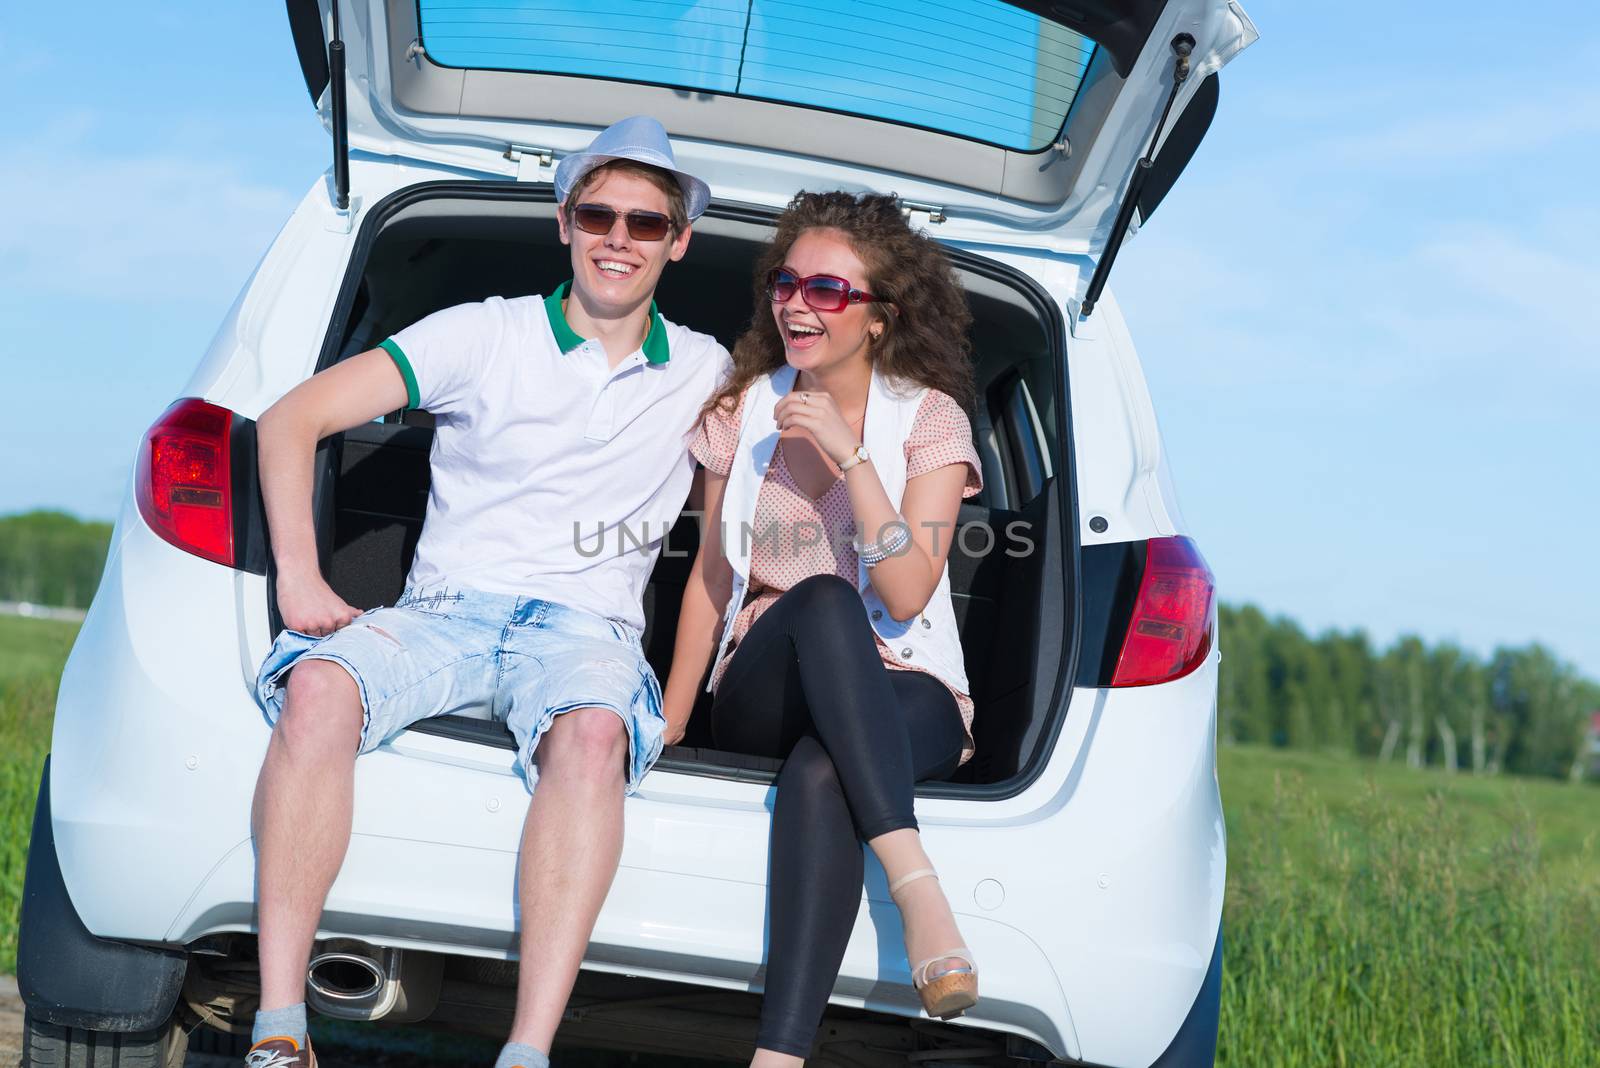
[17,758,189,1031]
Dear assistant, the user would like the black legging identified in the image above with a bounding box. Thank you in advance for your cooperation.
[710,574,967,1058]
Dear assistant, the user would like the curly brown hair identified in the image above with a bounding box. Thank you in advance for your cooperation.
[702,191,974,421]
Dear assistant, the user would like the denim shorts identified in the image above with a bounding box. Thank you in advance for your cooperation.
[254,585,665,794]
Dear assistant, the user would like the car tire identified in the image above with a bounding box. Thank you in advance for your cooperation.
[22,1009,190,1068]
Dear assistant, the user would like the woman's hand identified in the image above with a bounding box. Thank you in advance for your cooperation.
[662,702,691,747]
[774,389,859,467]
[661,467,732,752]
[276,570,362,636]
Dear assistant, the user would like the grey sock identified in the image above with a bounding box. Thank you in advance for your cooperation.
[251,1002,308,1048]
[494,1041,550,1068]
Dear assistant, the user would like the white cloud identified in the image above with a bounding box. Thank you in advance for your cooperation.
[1227,52,1600,177]
[0,126,305,305]
[1287,95,1600,172]
[1122,129,1600,386]
[1412,230,1599,358]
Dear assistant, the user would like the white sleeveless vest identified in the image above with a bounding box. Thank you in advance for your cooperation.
[709,363,971,698]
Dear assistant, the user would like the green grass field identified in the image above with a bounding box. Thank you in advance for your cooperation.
[1217,746,1598,1066]
[2,616,1596,1064]
[0,615,75,975]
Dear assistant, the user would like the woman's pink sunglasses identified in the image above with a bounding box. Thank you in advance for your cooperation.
[766,267,886,313]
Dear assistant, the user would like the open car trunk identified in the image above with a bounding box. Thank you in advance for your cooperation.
[298,183,1075,793]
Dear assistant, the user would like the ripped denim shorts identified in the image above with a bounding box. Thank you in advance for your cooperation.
[254,585,664,794]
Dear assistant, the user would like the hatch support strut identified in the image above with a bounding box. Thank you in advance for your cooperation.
[1079,33,1195,320]
[328,0,351,211]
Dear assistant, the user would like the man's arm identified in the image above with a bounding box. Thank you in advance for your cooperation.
[258,348,411,636]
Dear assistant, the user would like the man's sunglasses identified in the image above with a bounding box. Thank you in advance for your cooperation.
[572,203,674,242]
[766,267,886,313]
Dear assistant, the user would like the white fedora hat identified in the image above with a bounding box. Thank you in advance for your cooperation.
[554,116,711,221]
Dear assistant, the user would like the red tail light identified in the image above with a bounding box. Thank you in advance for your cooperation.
[1111,536,1216,687]
[136,399,235,567]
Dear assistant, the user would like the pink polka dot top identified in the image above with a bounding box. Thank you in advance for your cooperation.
[691,387,983,763]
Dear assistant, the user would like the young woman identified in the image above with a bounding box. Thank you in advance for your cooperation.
[661,191,983,1066]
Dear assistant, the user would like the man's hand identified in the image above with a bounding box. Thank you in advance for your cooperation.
[257,346,409,639]
[276,571,362,637]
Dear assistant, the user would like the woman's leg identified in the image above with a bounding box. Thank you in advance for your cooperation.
[709,598,839,1062]
[710,606,842,1062]
[713,575,923,839]
[710,577,967,1061]
[752,679,965,1062]
[715,578,973,957]
[858,672,969,994]
[753,735,861,1062]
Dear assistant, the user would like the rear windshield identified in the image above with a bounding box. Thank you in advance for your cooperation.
[417,0,1097,152]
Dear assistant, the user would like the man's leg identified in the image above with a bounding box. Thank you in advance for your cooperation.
[505,707,629,1054]
[251,659,365,1013]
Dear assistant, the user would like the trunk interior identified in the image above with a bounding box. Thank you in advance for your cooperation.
[308,187,1072,792]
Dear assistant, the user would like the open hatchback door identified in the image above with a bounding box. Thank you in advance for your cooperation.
[286,0,1255,308]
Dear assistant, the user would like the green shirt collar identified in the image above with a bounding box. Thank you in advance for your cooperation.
[544,281,669,365]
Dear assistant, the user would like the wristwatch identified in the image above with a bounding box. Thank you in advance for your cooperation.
[839,443,871,472]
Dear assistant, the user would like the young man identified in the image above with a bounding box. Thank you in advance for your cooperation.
[245,117,725,1068]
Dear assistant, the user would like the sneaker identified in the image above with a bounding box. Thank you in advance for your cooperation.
[245,1035,317,1067]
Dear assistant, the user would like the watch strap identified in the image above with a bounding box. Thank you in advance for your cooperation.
[839,444,870,472]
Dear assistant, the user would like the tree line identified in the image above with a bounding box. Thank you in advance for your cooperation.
[1218,603,1600,783]
[0,511,113,609]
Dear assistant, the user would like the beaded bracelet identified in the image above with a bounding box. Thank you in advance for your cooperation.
[858,521,912,568]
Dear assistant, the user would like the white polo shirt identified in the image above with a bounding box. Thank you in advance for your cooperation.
[379,283,730,632]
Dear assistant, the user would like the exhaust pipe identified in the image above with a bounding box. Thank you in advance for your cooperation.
[306,939,441,1023]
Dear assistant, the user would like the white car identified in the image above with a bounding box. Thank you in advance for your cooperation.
[18,1,1255,1065]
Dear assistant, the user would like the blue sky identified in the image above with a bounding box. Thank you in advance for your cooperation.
[1,2,1595,678]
